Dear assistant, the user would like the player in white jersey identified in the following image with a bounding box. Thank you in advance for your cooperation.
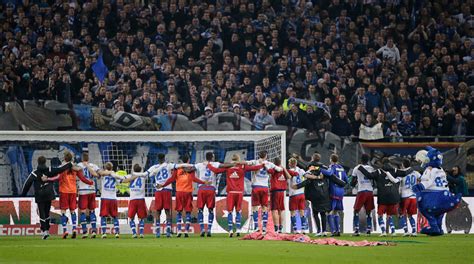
[96,162,126,239]
[194,152,221,237]
[397,159,421,236]
[142,153,193,238]
[350,154,375,236]
[76,152,101,238]
[121,164,150,238]
[248,151,280,233]
[286,158,308,234]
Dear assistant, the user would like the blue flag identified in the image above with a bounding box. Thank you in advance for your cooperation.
[92,53,108,83]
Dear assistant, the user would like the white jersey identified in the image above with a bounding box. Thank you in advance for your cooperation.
[289,166,306,196]
[420,167,449,191]
[194,162,221,190]
[249,159,276,188]
[77,162,99,195]
[352,164,375,193]
[100,173,119,200]
[400,170,421,198]
[127,174,147,200]
[146,162,177,191]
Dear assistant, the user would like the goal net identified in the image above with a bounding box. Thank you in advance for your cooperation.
[0,131,286,197]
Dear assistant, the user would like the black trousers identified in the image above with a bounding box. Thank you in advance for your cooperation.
[37,201,52,231]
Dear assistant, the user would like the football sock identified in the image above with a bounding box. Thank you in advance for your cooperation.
[400,216,408,233]
[155,219,160,236]
[101,217,107,234]
[90,211,97,233]
[80,212,87,234]
[236,211,242,230]
[71,212,77,232]
[366,213,372,232]
[409,216,416,233]
[61,214,68,233]
[301,215,308,231]
[262,211,268,231]
[353,212,360,232]
[378,216,386,233]
[130,219,136,235]
[185,212,191,233]
[291,216,297,232]
[198,209,204,232]
[208,210,214,232]
[334,214,340,233]
[388,216,395,233]
[227,212,233,231]
[166,218,172,236]
[252,211,259,230]
[328,215,335,233]
[113,217,119,234]
[177,212,182,233]
[139,219,145,235]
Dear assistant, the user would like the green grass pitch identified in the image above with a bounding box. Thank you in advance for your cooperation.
[1,234,473,264]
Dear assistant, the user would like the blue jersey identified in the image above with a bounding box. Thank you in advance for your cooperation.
[322,164,348,200]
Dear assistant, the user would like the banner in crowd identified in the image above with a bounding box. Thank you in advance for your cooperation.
[359,123,384,140]
[1,197,472,235]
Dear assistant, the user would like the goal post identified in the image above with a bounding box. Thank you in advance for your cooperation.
[0,130,286,197]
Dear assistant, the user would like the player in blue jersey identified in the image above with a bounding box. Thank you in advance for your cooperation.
[321,154,348,237]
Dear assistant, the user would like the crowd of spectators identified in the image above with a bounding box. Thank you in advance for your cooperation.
[0,0,473,139]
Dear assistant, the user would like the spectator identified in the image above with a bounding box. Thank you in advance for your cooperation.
[447,166,468,196]
[271,108,287,126]
[386,120,404,142]
[376,38,400,63]
[350,111,363,138]
[398,112,417,137]
[365,85,381,114]
[331,109,352,137]
[452,113,467,142]
[253,106,275,130]
[285,103,307,128]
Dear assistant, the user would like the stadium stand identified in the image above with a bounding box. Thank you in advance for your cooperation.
[0,0,473,139]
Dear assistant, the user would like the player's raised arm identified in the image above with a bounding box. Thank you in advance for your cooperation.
[392,167,414,177]
[244,163,264,172]
[207,163,227,174]
[358,166,380,180]
[43,162,73,177]
[385,172,401,183]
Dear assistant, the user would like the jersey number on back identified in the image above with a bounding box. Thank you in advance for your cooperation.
[130,177,142,188]
[104,177,116,189]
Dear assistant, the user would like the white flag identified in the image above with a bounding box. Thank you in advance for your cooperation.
[359,123,384,140]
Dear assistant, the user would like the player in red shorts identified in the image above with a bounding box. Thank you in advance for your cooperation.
[247,151,281,233]
[46,152,93,239]
[208,154,263,237]
[194,152,223,237]
[77,152,101,238]
[158,154,208,238]
[398,159,421,236]
[350,154,376,236]
[268,157,291,233]
[143,153,193,238]
[287,158,308,234]
[122,164,149,238]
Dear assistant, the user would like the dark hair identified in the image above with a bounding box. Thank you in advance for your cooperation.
[330,154,339,163]
[37,156,46,166]
[402,159,411,168]
[133,164,142,172]
[274,157,281,166]
[181,154,190,163]
[361,153,369,164]
[158,153,166,163]
[205,152,214,161]
[258,150,268,159]
[312,153,321,162]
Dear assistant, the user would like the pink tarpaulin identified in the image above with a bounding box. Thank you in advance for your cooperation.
[241,232,393,246]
